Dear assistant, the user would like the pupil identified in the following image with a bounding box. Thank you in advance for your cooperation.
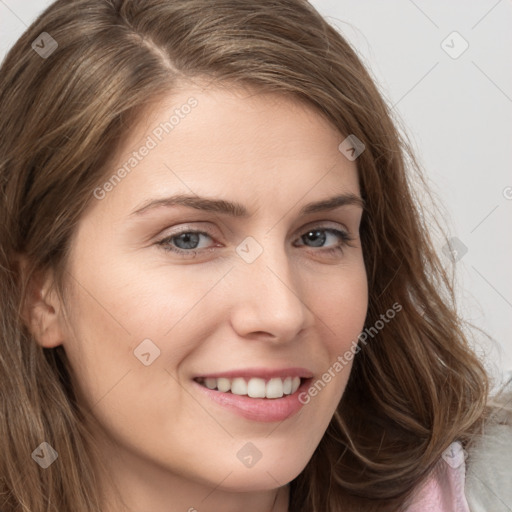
[306,230,325,247]
[176,232,199,249]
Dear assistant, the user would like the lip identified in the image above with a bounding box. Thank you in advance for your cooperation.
[194,367,314,380]
[192,376,313,423]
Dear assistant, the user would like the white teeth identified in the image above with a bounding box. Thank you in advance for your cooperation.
[291,376,301,394]
[231,377,247,395]
[247,378,266,398]
[197,376,304,398]
[217,378,231,392]
[283,377,292,394]
[266,378,284,398]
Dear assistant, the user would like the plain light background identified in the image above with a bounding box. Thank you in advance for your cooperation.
[1,0,511,385]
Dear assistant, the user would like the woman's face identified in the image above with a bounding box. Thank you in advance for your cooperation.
[50,85,368,508]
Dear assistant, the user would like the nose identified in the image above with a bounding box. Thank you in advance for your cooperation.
[227,237,312,343]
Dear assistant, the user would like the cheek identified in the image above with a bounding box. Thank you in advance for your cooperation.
[60,256,227,409]
[293,266,367,459]
[314,261,368,347]
[308,260,368,396]
[60,271,198,455]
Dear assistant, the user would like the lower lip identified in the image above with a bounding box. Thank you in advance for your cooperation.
[192,378,312,422]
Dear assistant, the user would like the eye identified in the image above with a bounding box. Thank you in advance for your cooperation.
[157,229,217,259]
[294,226,355,256]
[156,225,355,258]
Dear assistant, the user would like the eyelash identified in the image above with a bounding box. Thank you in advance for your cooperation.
[156,225,355,258]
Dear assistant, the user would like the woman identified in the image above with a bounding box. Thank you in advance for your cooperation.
[0,1,510,511]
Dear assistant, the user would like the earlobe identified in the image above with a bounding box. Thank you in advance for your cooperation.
[16,256,66,349]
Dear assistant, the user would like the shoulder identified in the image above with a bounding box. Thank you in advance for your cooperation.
[404,380,512,512]
[465,381,512,512]
[404,441,470,512]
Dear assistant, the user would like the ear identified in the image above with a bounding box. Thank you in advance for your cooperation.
[17,255,66,349]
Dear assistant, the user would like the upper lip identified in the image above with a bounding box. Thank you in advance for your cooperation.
[194,367,314,380]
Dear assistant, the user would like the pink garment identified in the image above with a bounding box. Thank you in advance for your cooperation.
[405,442,470,512]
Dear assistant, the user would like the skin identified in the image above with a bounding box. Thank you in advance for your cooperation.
[26,83,368,512]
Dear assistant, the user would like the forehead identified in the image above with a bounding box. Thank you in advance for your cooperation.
[89,84,360,220]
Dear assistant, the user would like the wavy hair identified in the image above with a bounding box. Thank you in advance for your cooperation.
[0,1,490,510]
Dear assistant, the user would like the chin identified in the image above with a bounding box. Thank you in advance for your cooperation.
[212,459,307,492]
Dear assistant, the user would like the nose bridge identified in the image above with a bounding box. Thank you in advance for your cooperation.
[229,230,310,338]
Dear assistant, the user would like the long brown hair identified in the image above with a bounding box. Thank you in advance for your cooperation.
[0,1,490,510]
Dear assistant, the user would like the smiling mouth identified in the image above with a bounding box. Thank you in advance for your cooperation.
[193,376,306,399]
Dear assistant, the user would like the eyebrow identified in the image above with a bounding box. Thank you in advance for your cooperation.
[129,192,365,218]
